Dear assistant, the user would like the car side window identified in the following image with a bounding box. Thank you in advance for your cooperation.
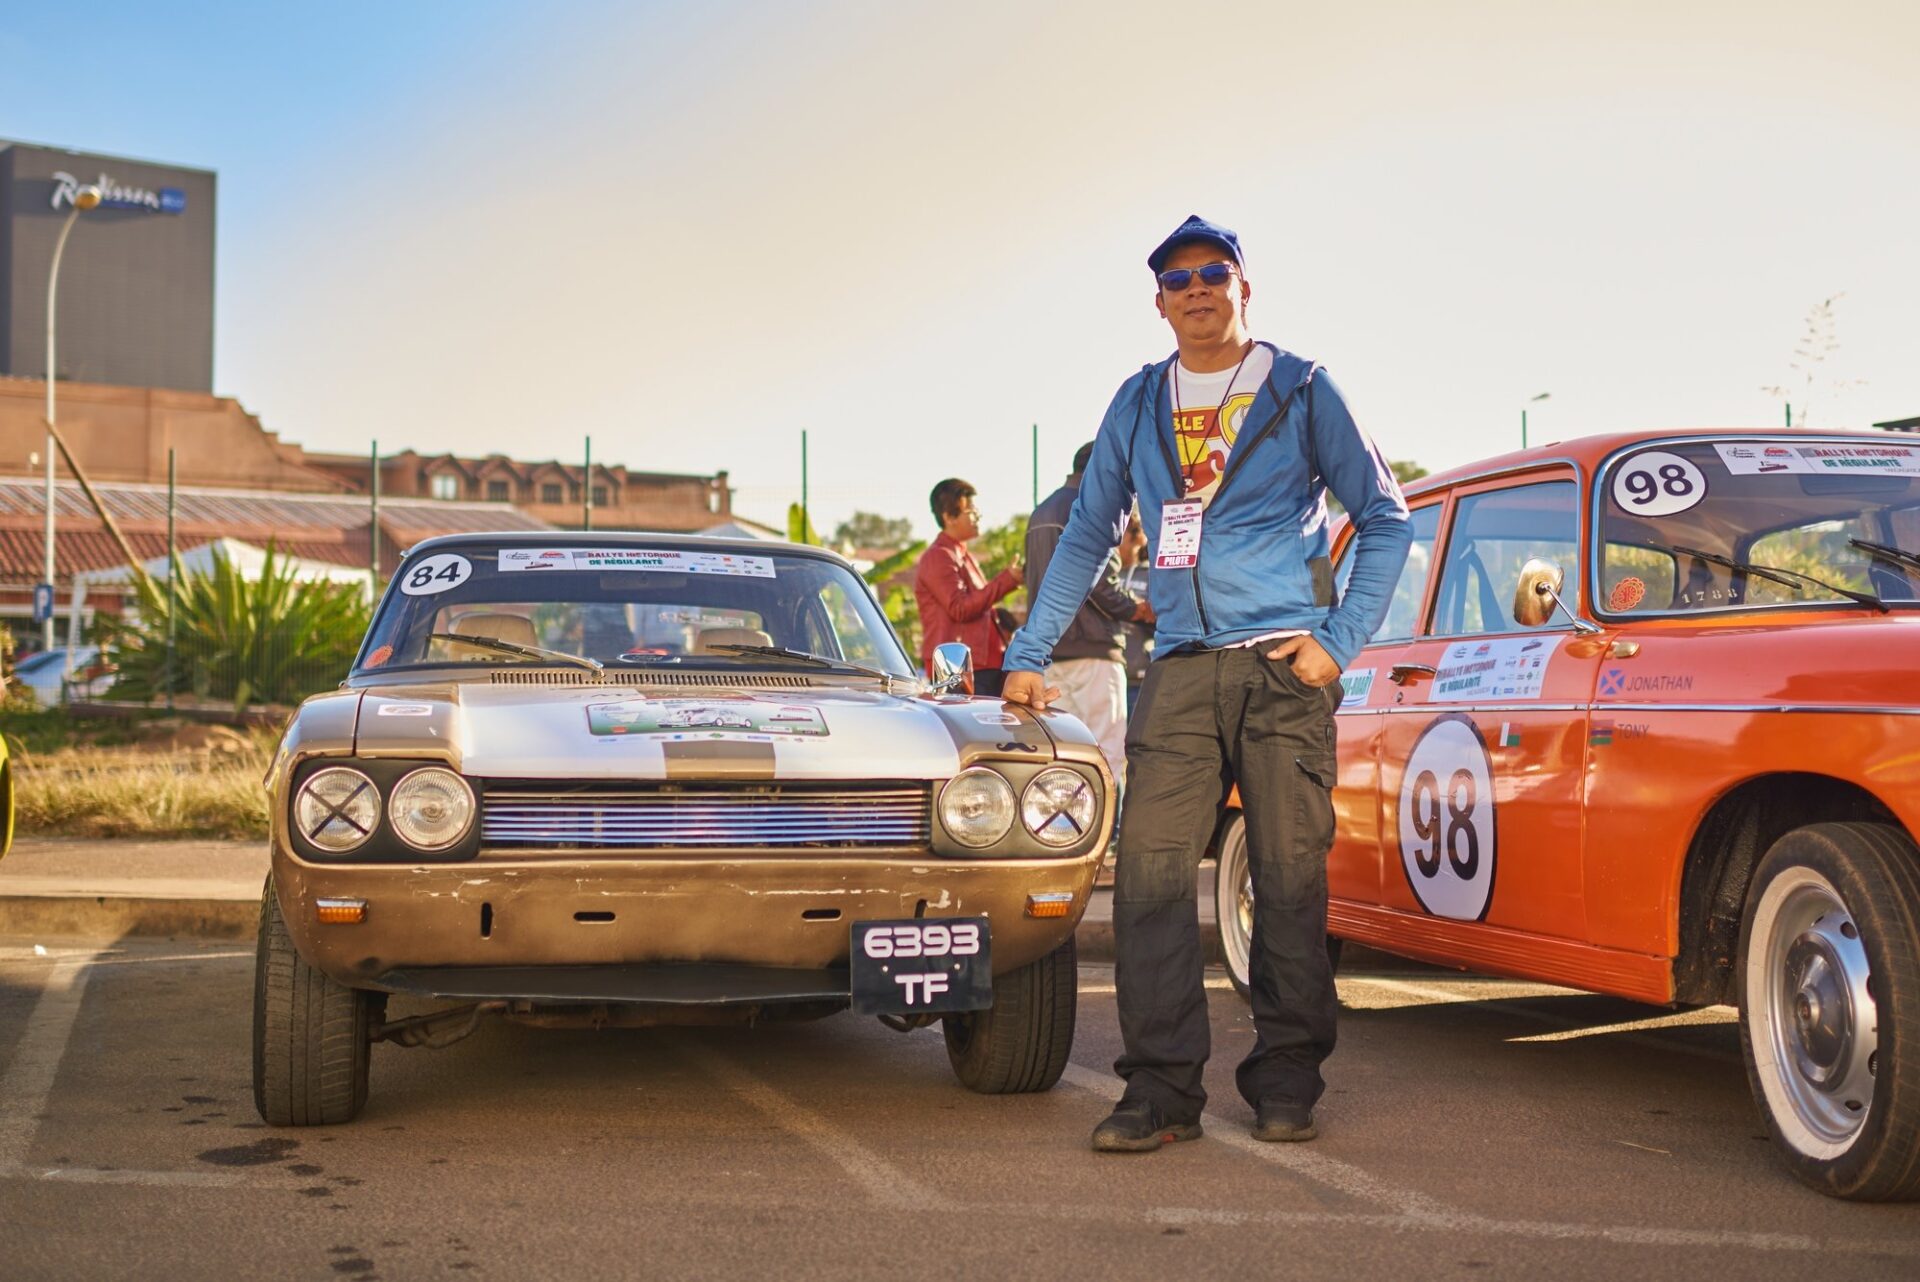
[1335,503,1441,644]
[1433,480,1579,636]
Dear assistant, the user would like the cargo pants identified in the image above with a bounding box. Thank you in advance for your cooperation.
[1112,645,1340,1119]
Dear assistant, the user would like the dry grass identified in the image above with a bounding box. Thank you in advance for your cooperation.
[12,729,277,840]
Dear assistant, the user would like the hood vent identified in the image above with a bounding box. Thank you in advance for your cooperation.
[488,669,821,689]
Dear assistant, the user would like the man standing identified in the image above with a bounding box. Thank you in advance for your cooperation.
[915,477,1024,696]
[1025,442,1153,789]
[1002,215,1410,1152]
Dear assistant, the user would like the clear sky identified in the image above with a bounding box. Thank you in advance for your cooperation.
[4,1,1916,540]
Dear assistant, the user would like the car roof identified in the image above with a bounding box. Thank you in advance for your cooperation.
[397,530,861,572]
[1402,428,1912,501]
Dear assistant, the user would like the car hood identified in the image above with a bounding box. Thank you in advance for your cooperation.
[350,680,1063,782]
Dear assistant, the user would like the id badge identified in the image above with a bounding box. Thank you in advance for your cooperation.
[1156,500,1204,569]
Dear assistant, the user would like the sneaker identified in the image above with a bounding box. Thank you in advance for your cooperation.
[1252,1099,1317,1143]
[1090,1101,1203,1153]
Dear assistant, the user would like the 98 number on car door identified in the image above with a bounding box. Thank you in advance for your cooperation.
[850,918,993,1015]
[1397,715,1498,921]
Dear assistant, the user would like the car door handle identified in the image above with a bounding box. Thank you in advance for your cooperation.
[1389,663,1437,685]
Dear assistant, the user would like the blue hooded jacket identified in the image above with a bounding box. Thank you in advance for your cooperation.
[1004,344,1411,674]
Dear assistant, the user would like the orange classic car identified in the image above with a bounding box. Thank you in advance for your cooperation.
[1211,429,1920,1201]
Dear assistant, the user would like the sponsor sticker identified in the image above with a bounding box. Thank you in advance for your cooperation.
[376,703,434,717]
[586,698,828,737]
[970,709,1021,725]
[498,548,776,577]
[1430,636,1560,703]
[1338,668,1375,709]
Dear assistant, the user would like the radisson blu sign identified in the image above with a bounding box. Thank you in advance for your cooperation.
[50,170,186,214]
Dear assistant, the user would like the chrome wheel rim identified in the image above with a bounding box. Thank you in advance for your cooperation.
[1753,867,1878,1151]
[1217,820,1253,989]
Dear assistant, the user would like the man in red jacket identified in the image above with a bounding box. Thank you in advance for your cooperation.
[914,477,1024,696]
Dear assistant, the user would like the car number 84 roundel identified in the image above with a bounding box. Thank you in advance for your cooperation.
[1398,714,1497,921]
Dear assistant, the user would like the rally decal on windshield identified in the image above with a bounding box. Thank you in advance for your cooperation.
[497,548,777,577]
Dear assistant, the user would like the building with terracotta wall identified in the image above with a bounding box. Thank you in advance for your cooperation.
[301,450,732,533]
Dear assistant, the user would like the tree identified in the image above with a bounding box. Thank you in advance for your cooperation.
[1763,294,1865,428]
[832,511,914,551]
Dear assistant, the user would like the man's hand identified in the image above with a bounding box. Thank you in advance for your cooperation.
[1266,634,1341,688]
[1001,669,1061,711]
[1007,561,1026,587]
[1132,600,1156,625]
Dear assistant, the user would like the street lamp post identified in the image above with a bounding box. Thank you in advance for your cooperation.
[43,184,103,656]
[1521,391,1551,450]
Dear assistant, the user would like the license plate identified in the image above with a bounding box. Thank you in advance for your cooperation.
[849,917,992,1015]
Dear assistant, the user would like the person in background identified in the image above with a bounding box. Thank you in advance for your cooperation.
[1025,442,1152,790]
[1117,512,1151,717]
[914,477,1024,696]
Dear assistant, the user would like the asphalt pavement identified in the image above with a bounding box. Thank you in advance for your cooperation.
[3,936,1917,1281]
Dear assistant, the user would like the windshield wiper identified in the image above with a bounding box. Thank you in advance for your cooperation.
[1848,537,1920,576]
[705,643,895,687]
[428,632,603,672]
[1663,544,1888,614]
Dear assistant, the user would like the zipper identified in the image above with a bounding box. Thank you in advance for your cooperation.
[1187,373,1309,636]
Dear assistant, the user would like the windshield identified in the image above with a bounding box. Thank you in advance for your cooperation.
[1598,438,1920,616]
[355,541,915,677]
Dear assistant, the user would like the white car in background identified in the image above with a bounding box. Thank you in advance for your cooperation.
[11,646,112,706]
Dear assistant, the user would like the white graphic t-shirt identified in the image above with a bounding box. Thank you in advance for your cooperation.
[1172,343,1274,507]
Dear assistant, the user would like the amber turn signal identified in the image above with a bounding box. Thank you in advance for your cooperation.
[315,897,368,924]
[1025,893,1073,919]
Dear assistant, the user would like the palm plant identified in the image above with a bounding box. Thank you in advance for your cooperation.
[100,545,372,712]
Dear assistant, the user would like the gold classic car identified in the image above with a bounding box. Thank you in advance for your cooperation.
[254,535,1110,1125]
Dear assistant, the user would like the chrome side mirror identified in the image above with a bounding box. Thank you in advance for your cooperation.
[1513,558,1602,634]
[929,641,974,695]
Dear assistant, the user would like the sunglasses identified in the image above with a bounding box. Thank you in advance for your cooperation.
[1156,262,1236,291]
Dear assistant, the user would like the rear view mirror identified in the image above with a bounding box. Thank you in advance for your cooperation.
[929,642,974,695]
[1514,558,1602,634]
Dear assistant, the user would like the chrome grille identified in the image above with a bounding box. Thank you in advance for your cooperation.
[481,783,929,848]
[488,670,821,688]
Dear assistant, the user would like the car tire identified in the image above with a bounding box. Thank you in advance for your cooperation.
[1737,822,1920,1201]
[1213,811,1343,1002]
[943,936,1077,1094]
[253,876,381,1126]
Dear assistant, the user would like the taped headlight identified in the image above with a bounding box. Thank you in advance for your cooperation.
[387,767,476,852]
[1021,767,1097,847]
[939,768,1015,848]
[294,767,379,854]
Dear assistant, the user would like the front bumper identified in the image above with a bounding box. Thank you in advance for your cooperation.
[272,848,1100,992]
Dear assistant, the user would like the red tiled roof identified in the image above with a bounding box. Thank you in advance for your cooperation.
[0,477,552,586]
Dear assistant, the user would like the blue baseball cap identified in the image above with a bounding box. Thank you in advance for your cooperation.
[1147,214,1244,275]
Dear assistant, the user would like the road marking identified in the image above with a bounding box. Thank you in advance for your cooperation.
[0,1166,249,1187]
[0,955,95,1173]
[1343,975,1741,1065]
[1057,1062,1916,1258]
[1059,1063,1451,1219]
[679,1041,951,1212]
[0,947,248,968]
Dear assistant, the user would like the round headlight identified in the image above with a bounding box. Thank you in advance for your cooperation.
[939,768,1016,848]
[388,767,476,851]
[294,767,379,854]
[1022,767,1098,847]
